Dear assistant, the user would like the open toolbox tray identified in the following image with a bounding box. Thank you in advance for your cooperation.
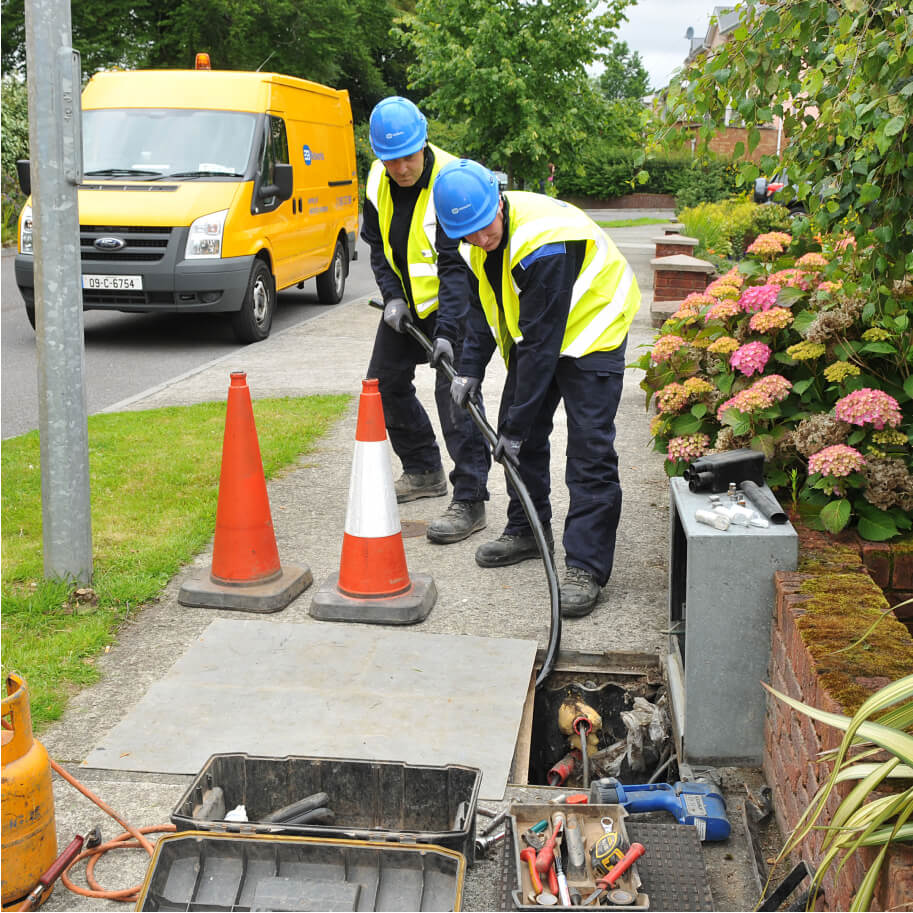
[507,803,649,911]
[135,831,465,912]
[171,754,481,863]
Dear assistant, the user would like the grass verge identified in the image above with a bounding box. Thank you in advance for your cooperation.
[597,216,671,229]
[1,395,349,729]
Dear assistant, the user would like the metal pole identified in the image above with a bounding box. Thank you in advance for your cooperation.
[24,0,92,583]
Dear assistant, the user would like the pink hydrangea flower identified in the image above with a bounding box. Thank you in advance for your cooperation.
[796,252,828,270]
[834,388,902,430]
[746,232,791,258]
[738,283,780,313]
[729,341,772,376]
[808,444,865,478]
[682,292,716,309]
[749,307,794,333]
[834,235,856,251]
[667,433,711,463]
[704,299,741,322]
[718,267,745,288]
[707,335,739,354]
[705,279,740,300]
[651,334,685,363]
[716,374,792,420]
[656,382,689,413]
[816,280,842,293]
[767,268,811,291]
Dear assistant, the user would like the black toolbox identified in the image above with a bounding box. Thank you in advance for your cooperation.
[171,754,482,863]
[135,831,465,911]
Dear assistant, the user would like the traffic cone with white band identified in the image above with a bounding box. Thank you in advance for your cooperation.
[310,378,436,624]
[179,371,312,612]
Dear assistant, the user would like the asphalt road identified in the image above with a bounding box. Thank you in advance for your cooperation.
[1,240,379,439]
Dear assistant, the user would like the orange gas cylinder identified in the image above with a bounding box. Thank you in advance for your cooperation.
[2,673,57,907]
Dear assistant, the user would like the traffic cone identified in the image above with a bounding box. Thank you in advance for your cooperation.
[310,378,436,624]
[178,371,312,612]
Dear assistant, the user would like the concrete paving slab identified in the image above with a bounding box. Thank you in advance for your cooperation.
[82,620,536,799]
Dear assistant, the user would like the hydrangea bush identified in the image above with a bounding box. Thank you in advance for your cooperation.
[634,229,913,541]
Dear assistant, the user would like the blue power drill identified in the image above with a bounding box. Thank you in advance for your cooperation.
[589,777,730,841]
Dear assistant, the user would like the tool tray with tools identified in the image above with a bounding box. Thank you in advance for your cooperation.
[507,803,648,910]
[134,831,465,911]
[170,754,482,863]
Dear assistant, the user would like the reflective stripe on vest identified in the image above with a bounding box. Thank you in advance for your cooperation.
[366,143,456,317]
[468,192,641,362]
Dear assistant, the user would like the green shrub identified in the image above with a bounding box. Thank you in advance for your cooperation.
[2,78,29,247]
[633,229,913,542]
[673,160,741,210]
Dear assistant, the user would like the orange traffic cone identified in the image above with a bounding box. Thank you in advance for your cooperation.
[178,371,312,612]
[310,378,436,624]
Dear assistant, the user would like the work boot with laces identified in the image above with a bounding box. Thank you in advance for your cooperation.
[426,500,487,544]
[475,530,554,568]
[560,566,602,618]
[394,468,447,503]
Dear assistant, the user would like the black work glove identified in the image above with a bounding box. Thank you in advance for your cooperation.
[493,434,522,469]
[383,297,411,333]
[430,337,454,369]
[451,375,481,408]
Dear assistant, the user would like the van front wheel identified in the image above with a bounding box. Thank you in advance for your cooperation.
[232,259,275,343]
[316,239,346,304]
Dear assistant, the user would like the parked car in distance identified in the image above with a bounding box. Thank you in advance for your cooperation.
[754,172,805,215]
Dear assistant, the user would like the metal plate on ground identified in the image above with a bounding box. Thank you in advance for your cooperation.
[625,820,714,911]
[83,618,537,799]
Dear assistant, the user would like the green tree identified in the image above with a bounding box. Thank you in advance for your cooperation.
[660,0,913,291]
[1,0,405,120]
[597,39,650,100]
[398,0,631,186]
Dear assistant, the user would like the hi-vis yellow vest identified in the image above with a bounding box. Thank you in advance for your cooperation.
[464,192,640,362]
[365,143,456,317]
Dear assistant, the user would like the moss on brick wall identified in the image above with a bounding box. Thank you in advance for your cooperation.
[795,572,913,715]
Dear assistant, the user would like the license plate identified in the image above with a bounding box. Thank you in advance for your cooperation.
[82,274,143,291]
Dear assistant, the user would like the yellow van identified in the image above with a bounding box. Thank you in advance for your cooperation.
[15,65,359,342]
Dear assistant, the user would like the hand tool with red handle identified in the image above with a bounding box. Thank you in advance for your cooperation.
[519,847,544,896]
[534,817,563,874]
[582,843,646,906]
[18,827,102,911]
[547,749,581,786]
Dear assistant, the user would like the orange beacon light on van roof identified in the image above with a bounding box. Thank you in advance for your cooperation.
[195,53,211,70]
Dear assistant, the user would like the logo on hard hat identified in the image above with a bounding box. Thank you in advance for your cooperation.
[384,130,405,140]
[451,203,472,215]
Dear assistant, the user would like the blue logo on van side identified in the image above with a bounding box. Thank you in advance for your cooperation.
[302,145,312,166]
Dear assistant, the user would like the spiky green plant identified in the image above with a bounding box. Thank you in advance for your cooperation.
[764,675,913,911]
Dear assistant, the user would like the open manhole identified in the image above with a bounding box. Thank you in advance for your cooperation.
[511,652,676,789]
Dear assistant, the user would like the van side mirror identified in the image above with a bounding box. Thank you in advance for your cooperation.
[17,160,31,196]
[259,163,293,203]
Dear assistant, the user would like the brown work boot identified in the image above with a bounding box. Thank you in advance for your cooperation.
[394,468,447,503]
[426,500,487,544]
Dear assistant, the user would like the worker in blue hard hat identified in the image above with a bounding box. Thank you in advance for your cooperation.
[361,97,491,544]
[433,159,641,618]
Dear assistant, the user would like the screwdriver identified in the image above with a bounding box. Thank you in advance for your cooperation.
[534,816,563,874]
[582,843,646,906]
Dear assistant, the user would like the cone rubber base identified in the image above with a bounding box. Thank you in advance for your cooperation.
[178,564,313,613]
[309,572,436,625]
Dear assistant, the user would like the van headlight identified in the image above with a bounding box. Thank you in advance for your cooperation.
[20,205,33,254]
[185,209,228,259]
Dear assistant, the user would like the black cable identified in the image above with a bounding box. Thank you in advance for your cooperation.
[369,301,561,687]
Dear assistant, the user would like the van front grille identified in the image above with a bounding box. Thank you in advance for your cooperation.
[80,225,174,263]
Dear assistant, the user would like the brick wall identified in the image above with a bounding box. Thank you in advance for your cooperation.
[764,525,913,911]
[655,241,696,258]
[653,269,711,302]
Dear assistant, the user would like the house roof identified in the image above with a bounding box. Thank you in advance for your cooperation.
[686,5,740,62]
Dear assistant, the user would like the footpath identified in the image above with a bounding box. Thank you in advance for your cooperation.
[37,213,772,911]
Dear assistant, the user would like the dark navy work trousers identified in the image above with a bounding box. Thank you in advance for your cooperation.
[499,344,626,586]
[367,312,491,502]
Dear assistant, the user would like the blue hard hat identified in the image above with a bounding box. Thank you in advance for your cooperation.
[433,160,500,239]
[369,97,428,160]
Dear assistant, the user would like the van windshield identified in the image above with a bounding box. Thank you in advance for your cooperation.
[83,109,258,179]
